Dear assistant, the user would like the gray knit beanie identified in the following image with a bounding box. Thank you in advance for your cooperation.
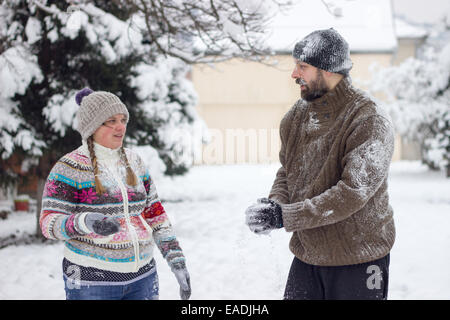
[75,88,129,140]
[292,28,352,76]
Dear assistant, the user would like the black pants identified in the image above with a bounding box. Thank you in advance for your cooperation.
[284,254,390,300]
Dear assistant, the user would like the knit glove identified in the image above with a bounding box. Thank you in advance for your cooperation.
[82,212,120,236]
[245,198,283,235]
[173,265,191,300]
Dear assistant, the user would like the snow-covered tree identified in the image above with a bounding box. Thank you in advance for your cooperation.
[0,0,207,177]
[0,0,291,181]
[0,0,290,236]
[369,20,450,177]
[124,0,290,63]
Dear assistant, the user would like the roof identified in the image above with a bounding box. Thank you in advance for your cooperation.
[264,0,398,53]
[394,16,428,39]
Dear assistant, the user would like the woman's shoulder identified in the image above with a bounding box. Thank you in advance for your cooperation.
[50,146,92,175]
[62,146,91,165]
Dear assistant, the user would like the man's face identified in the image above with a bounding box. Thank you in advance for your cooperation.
[291,60,329,101]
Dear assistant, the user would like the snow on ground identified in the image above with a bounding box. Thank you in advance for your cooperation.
[0,161,449,300]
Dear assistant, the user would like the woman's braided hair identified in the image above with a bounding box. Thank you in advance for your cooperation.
[120,145,138,186]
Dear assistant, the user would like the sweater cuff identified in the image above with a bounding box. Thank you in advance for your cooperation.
[280,202,303,232]
[268,195,287,205]
[75,212,92,235]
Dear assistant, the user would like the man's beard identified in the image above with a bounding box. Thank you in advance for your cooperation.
[297,70,329,102]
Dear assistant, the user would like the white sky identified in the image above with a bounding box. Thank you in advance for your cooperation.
[392,0,450,24]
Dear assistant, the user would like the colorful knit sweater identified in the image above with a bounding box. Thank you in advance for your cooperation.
[40,142,185,273]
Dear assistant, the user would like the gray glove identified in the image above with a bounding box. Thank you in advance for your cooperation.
[84,213,120,236]
[245,198,283,235]
[173,267,191,300]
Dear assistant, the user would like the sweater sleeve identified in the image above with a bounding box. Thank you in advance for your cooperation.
[281,115,395,232]
[268,107,297,204]
[142,173,186,271]
[39,161,90,240]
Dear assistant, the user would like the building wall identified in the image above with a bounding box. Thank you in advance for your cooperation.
[392,38,425,66]
[192,53,401,164]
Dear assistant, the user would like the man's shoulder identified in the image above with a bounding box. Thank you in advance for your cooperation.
[350,88,392,125]
[282,99,307,124]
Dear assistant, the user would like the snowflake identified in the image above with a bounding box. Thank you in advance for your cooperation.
[74,188,98,204]
[44,180,58,197]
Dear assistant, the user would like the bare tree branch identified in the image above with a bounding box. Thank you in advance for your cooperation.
[320,0,343,18]
[124,0,292,64]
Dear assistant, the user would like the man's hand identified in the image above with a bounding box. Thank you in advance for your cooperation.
[245,198,283,235]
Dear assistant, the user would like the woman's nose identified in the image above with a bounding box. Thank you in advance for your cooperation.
[116,122,126,132]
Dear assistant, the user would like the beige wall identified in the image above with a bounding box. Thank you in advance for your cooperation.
[392,38,425,66]
[192,53,401,165]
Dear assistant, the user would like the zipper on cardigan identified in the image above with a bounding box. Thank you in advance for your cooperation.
[111,168,141,272]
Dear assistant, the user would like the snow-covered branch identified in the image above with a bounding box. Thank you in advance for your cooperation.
[125,0,292,63]
[32,0,61,15]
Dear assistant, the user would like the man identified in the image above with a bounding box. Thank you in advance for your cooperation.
[245,28,395,300]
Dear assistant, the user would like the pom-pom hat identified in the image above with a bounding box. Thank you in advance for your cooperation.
[292,28,353,76]
[75,88,129,141]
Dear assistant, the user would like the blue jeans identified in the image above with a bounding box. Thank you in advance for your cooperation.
[64,270,159,300]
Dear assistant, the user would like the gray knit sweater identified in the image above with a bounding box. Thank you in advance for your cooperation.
[269,77,396,266]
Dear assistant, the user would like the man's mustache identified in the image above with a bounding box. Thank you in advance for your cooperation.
[296,78,307,86]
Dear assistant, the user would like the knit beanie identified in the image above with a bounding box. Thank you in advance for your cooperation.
[292,28,352,76]
[75,88,129,140]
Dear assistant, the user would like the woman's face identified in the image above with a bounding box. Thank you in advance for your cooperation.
[93,113,128,149]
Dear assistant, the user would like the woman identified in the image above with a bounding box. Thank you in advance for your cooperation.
[40,88,191,300]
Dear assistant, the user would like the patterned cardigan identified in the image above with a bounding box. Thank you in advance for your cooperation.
[40,142,185,273]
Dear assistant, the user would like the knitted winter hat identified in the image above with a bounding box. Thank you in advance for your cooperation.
[292,28,352,76]
[75,88,129,140]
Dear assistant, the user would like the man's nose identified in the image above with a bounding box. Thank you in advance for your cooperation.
[291,65,300,79]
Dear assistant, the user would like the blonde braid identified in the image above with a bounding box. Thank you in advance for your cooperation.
[121,146,138,186]
[87,136,106,195]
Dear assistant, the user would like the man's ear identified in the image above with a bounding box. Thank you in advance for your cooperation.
[322,70,334,78]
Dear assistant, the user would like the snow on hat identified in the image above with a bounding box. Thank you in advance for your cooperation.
[292,28,352,76]
[75,87,129,140]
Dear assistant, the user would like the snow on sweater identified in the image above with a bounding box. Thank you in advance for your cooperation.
[269,77,396,266]
[40,141,185,273]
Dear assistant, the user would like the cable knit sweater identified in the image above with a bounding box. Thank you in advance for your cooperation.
[40,141,185,273]
[269,77,396,266]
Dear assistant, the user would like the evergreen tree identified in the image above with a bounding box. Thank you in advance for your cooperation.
[0,1,203,236]
[1,0,286,236]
